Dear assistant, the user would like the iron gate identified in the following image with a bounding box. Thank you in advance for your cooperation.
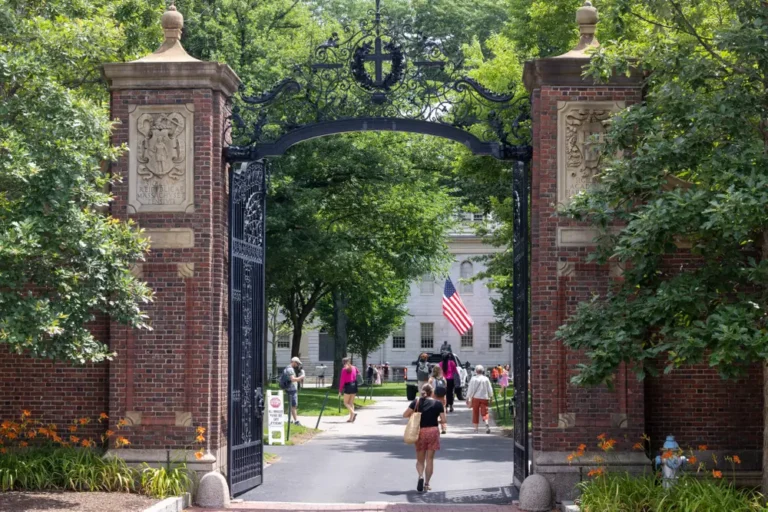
[512,160,530,487]
[228,160,267,496]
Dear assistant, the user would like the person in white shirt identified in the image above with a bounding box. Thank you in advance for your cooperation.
[465,365,494,434]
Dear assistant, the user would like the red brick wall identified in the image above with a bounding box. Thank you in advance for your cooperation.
[0,316,109,440]
[531,85,645,453]
[108,88,230,450]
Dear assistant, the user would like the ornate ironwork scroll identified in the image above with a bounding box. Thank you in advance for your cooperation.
[512,160,530,487]
[226,0,531,162]
[228,160,267,496]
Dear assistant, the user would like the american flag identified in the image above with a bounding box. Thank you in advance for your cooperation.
[443,278,474,335]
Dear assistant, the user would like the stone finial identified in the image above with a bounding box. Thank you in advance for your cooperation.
[556,0,600,58]
[133,3,199,63]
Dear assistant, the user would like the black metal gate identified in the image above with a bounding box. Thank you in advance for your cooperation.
[512,160,530,487]
[228,160,267,496]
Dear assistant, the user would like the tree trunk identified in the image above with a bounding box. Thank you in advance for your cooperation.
[763,362,768,497]
[362,352,368,373]
[331,289,350,389]
[290,322,303,359]
[272,335,278,380]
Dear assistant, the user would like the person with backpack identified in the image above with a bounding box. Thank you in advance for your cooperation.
[338,357,362,422]
[279,357,305,426]
[428,365,448,434]
[415,353,430,392]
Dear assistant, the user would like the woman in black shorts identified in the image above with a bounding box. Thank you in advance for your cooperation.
[403,383,447,492]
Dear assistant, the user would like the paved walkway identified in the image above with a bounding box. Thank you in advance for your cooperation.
[190,503,521,511]
[232,396,519,508]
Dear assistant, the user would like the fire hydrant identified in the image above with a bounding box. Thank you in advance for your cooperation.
[654,435,687,489]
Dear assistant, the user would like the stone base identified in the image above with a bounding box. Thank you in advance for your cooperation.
[196,471,231,508]
[105,448,218,473]
[533,451,651,502]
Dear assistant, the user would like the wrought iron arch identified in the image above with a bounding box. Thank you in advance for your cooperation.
[225,0,531,498]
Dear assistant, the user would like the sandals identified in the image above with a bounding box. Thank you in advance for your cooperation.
[352,413,358,423]
[417,477,424,492]
[424,484,431,492]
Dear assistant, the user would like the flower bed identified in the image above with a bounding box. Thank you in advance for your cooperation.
[578,473,767,511]
[0,410,203,499]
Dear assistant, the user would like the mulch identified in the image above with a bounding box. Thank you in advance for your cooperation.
[0,491,157,512]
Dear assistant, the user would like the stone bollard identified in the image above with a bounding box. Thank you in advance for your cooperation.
[196,471,231,508]
[518,473,553,512]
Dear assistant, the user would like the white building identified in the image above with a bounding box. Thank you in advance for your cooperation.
[270,223,511,378]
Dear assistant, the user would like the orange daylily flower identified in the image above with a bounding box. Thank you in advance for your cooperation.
[81,439,94,448]
[578,444,587,452]
[698,445,708,451]
[115,436,131,448]
[712,470,723,479]
[99,412,109,421]
[38,427,49,436]
[195,451,204,460]
[19,441,28,447]
[0,448,6,454]
[68,425,78,433]
[661,450,673,461]
[26,431,36,439]
[602,439,617,450]
[21,410,31,418]
[687,456,697,465]
[6,433,17,440]
[597,433,606,441]
[587,468,605,478]
[567,454,575,463]
[196,434,205,443]
[196,427,206,435]
[105,430,115,438]
[70,436,80,444]
[633,442,644,451]
[117,419,128,428]
[733,455,741,465]
[78,418,89,426]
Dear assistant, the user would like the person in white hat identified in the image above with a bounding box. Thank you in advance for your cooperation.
[280,356,305,425]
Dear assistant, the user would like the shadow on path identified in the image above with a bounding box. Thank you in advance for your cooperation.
[380,485,519,505]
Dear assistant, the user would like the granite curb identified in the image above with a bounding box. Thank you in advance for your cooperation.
[143,493,191,512]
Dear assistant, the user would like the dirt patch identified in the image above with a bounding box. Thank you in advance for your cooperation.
[0,491,157,512]
[286,428,319,445]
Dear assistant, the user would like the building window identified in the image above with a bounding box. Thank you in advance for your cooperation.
[489,323,503,349]
[460,261,473,294]
[319,331,334,361]
[276,333,290,349]
[392,325,406,349]
[460,326,474,348]
[420,274,434,295]
[420,323,434,349]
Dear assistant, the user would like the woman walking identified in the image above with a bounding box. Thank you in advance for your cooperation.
[428,366,448,433]
[403,384,446,493]
[499,365,510,395]
[440,353,457,413]
[338,357,359,422]
[466,365,493,433]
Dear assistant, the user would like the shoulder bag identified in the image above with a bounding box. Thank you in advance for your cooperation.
[404,398,421,445]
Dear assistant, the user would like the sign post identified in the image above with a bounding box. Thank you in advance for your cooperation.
[267,390,286,445]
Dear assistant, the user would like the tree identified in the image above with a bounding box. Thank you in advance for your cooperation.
[267,303,291,379]
[542,0,768,493]
[267,134,456,375]
[317,261,410,370]
[0,0,161,363]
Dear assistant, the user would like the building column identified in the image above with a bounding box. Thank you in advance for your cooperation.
[103,5,240,472]
[523,1,647,501]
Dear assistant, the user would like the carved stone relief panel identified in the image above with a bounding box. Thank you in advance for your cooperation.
[128,104,195,213]
[557,101,624,205]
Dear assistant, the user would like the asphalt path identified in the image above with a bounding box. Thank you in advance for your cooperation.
[241,396,518,505]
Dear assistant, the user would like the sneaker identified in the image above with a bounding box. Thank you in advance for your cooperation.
[294,421,302,426]
[486,425,491,434]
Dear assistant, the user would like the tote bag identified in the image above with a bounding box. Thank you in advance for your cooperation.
[404,399,421,445]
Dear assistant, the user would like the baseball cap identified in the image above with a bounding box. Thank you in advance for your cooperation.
[291,357,302,365]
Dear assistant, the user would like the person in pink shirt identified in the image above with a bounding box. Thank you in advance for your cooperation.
[440,353,457,413]
[338,357,359,422]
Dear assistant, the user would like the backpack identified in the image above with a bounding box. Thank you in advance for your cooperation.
[416,361,430,381]
[279,367,293,390]
[434,378,447,397]
[355,368,364,386]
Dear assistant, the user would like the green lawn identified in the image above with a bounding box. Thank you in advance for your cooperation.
[267,384,371,416]
[356,381,408,397]
[263,421,318,446]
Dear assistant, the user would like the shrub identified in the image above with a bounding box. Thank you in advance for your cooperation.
[578,472,768,512]
[0,410,205,498]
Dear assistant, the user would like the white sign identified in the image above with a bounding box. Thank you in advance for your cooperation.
[267,390,286,445]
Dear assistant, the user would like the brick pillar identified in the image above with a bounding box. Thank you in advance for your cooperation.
[103,5,239,473]
[523,2,646,500]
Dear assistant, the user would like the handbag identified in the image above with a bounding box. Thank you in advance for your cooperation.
[453,370,462,389]
[404,398,421,445]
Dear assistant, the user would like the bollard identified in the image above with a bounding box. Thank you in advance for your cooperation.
[316,387,332,430]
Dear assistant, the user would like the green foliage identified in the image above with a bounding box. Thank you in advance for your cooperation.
[555,1,768,386]
[139,463,192,499]
[578,472,767,512]
[0,446,135,492]
[0,0,156,363]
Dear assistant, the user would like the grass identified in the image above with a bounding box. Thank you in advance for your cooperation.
[263,420,318,446]
[264,452,279,464]
[578,472,768,512]
[267,384,376,416]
